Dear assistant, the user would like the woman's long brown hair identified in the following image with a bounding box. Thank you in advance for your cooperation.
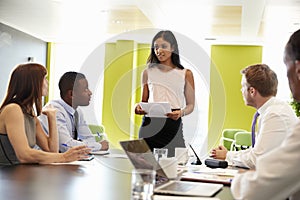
[0,63,47,116]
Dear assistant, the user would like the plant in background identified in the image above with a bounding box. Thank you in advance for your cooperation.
[290,99,300,117]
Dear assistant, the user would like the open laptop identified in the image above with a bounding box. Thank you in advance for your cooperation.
[120,139,223,197]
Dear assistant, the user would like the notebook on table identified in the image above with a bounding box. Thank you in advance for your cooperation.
[119,139,223,197]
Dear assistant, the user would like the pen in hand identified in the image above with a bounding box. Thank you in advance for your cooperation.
[97,132,107,141]
[96,132,102,138]
[62,143,71,148]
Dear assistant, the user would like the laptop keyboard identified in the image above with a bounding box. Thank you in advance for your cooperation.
[161,182,196,192]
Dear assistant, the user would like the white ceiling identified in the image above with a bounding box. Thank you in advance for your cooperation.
[0,0,300,44]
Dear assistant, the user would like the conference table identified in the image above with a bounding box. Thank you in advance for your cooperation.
[0,149,234,200]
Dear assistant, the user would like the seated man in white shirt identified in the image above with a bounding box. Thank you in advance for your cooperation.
[210,64,297,169]
[230,28,300,200]
[39,71,109,152]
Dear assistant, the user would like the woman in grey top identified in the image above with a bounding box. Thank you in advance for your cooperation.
[0,63,90,165]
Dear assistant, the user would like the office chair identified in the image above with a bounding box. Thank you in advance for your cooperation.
[88,124,106,142]
[232,131,252,151]
[220,129,247,151]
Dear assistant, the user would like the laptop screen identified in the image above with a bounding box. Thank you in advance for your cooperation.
[119,139,168,180]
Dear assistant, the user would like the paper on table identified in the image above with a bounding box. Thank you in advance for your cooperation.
[181,167,238,185]
[193,168,238,176]
[181,172,233,185]
[154,195,220,200]
[91,150,110,155]
[139,102,171,118]
[49,159,98,165]
[103,153,128,159]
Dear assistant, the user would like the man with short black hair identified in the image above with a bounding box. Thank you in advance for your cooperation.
[39,71,109,152]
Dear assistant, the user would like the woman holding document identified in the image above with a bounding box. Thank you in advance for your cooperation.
[134,30,195,156]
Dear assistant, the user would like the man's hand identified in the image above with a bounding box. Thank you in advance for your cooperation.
[100,140,109,151]
[210,145,228,160]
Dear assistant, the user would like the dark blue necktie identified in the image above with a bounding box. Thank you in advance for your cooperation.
[251,111,260,147]
[73,110,79,140]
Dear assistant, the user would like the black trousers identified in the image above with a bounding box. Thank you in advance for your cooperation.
[138,116,186,157]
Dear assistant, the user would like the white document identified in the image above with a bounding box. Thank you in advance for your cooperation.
[192,167,238,176]
[180,166,238,185]
[49,159,98,166]
[154,195,220,200]
[139,102,172,118]
[91,150,110,155]
[103,153,128,159]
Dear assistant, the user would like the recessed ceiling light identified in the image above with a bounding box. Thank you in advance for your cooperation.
[112,20,123,24]
[100,9,110,13]
[205,38,217,40]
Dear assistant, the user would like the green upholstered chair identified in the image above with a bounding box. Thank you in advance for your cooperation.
[232,131,252,151]
[221,129,247,151]
[88,124,106,142]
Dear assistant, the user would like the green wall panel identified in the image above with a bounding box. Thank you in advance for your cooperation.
[103,40,134,148]
[208,45,263,149]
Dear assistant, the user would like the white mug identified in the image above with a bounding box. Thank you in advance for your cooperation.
[175,147,189,165]
[159,157,178,179]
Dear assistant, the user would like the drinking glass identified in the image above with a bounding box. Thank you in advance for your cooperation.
[153,148,168,162]
[131,169,156,200]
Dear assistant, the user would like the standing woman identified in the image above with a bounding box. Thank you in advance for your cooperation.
[0,63,90,165]
[135,30,195,156]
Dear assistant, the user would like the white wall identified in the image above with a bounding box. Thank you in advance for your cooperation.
[0,23,46,101]
[262,36,292,102]
[51,41,105,126]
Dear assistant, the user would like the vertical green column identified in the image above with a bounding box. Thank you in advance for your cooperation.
[103,40,134,148]
[45,42,56,103]
[45,42,52,104]
[132,43,150,139]
[208,45,262,150]
[102,40,150,148]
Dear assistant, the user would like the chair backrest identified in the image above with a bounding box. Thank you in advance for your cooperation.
[88,124,105,142]
[233,131,252,151]
[221,129,247,150]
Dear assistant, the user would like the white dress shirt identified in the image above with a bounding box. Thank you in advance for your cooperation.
[231,119,300,200]
[38,99,101,152]
[226,97,298,169]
